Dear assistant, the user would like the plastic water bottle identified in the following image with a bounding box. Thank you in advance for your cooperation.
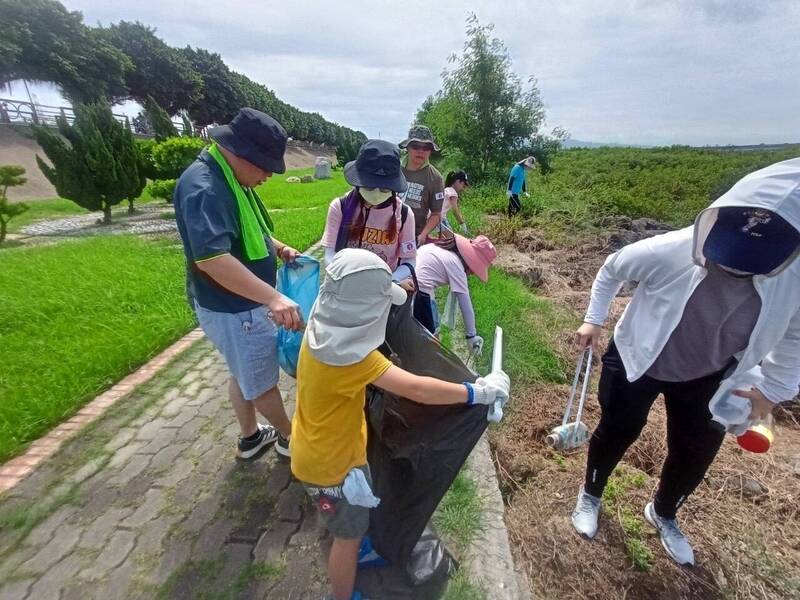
[708,367,763,435]
[545,422,589,451]
[737,415,775,453]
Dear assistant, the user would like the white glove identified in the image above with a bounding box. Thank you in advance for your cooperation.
[459,222,469,235]
[506,190,513,199]
[467,370,510,406]
[524,192,530,198]
[466,334,484,356]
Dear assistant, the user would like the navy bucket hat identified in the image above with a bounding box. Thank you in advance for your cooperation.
[344,140,407,194]
[703,206,800,274]
[208,108,288,174]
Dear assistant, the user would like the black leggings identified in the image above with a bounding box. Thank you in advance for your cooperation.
[508,194,521,216]
[584,342,727,519]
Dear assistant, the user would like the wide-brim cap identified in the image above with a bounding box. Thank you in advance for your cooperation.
[344,139,407,193]
[208,107,288,174]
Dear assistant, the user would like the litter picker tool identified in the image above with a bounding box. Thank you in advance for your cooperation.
[546,346,593,451]
[491,326,503,373]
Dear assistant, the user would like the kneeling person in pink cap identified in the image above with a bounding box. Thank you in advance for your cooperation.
[291,248,509,600]
[397,234,497,356]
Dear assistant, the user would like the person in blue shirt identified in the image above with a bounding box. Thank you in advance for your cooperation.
[506,156,537,216]
[174,108,303,461]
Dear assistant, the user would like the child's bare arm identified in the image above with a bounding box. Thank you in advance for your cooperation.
[373,365,468,405]
[373,365,511,407]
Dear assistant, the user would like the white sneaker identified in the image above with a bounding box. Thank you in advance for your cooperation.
[571,486,602,539]
[644,502,695,566]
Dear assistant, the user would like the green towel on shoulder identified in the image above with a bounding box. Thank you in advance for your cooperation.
[207,143,274,260]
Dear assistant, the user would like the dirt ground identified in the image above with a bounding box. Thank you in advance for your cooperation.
[491,224,800,599]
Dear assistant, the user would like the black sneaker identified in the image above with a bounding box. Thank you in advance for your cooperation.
[237,424,278,460]
[275,433,291,458]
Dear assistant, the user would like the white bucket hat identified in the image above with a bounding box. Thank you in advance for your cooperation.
[306,249,407,366]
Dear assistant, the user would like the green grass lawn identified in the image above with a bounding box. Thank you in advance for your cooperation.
[256,167,348,210]
[469,267,571,384]
[0,236,195,462]
[0,169,336,461]
[7,167,348,236]
[7,192,159,235]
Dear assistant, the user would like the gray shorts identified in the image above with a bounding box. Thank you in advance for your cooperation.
[302,465,371,540]
[195,303,279,401]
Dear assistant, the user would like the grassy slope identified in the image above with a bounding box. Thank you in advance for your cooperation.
[0,236,194,461]
[459,145,800,243]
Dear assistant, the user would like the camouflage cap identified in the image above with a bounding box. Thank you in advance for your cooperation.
[399,124,440,151]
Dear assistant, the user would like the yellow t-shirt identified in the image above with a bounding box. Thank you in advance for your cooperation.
[290,341,392,487]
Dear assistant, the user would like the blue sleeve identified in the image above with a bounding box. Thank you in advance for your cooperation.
[179,186,238,262]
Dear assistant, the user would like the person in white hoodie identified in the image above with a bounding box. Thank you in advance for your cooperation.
[571,158,800,567]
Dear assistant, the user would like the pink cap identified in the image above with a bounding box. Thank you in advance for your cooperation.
[455,234,497,282]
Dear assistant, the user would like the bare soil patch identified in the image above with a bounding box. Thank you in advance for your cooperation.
[492,223,800,599]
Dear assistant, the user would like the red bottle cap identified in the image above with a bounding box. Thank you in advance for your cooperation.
[737,429,771,453]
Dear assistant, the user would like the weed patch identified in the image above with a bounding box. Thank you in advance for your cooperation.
[434,471,485,556]
[602,468,652,571]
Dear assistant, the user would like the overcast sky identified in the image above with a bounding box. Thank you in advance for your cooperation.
[16,0,800,146]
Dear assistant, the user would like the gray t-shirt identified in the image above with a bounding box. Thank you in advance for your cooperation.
[646,262,762,382]
[400,164,444,237]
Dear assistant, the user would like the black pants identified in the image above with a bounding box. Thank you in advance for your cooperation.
[508,194,521,216]
[584,342,727,519]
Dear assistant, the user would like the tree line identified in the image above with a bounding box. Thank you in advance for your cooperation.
[0,0,366,149]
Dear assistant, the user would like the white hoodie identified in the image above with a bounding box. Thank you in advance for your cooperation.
[585,158,800,403]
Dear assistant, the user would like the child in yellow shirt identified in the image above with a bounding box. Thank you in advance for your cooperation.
[291,248,509,600]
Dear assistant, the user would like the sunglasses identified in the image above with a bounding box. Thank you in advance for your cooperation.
[408,142,433,152]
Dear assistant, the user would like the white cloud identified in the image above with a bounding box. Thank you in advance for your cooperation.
[33,1,800,144]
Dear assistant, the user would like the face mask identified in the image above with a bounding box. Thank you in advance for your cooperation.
[359,187,392,206]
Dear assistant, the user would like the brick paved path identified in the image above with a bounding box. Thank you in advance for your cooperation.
[0,339,445,599]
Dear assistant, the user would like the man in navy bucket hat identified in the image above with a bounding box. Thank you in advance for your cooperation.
[173,107,303,461]
[571,158,800,567]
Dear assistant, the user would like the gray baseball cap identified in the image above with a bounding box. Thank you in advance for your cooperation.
[399,124,440,151]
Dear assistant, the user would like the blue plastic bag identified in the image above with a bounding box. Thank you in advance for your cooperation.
[276,255,320,377]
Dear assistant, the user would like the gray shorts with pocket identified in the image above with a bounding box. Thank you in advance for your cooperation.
[301,465,371,540]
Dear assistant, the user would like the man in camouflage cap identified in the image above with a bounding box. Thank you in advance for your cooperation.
[398,125,445,246]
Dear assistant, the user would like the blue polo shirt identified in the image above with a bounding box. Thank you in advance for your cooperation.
[507,163,527,195]
[174,149,277,313]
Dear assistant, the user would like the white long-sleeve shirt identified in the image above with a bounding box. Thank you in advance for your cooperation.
[585,158,800,403]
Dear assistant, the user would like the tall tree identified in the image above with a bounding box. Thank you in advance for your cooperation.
[181,47,245,127]
[0,0,131,103]
[34,103,145,224]
[100,21,202,114]
[143,96,178,141]
[0,165,28,244]
[416,14,557,180]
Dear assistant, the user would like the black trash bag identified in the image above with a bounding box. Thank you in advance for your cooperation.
[405,524,459,587]
[366,290,489,574]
